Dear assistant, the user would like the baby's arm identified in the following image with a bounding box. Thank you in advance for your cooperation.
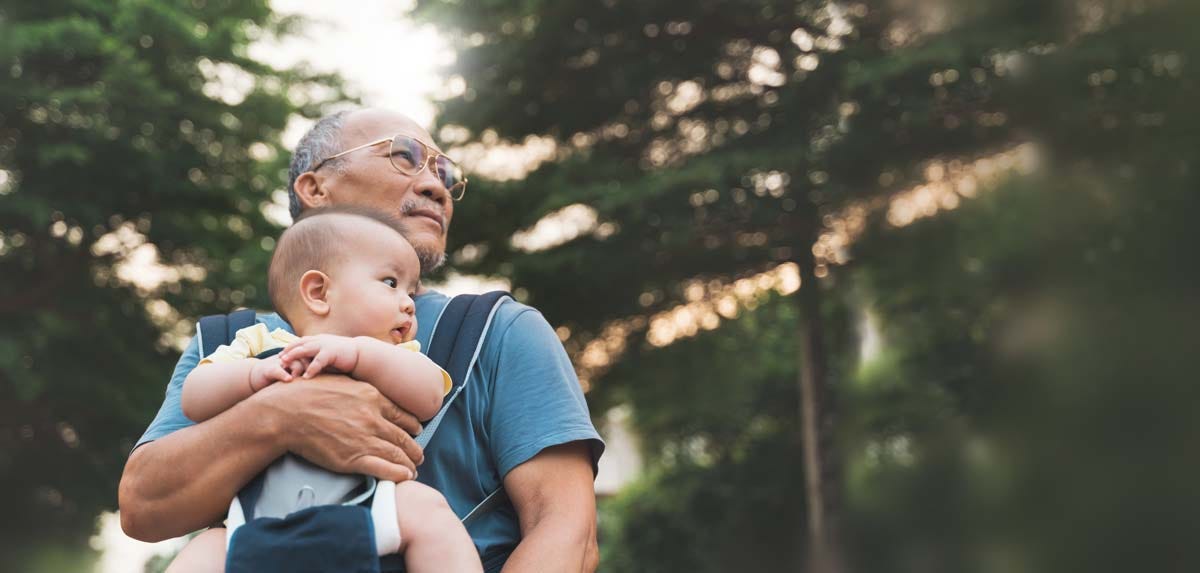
[279,335,446,421]
[353,338,446,421]
[182,356,293,422]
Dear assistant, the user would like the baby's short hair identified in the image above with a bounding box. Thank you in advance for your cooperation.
[268,206,409,323]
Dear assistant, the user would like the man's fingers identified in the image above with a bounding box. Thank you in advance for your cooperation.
[374,438,419,474]
[378,398,423,437]
[377,419,424,467]
[363,435,418,474]
[351,455,413,483]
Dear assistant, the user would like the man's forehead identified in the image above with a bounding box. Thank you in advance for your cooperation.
[341,109,440,152]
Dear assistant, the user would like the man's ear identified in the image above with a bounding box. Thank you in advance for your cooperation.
[293,171,330,210]
[299,270,332,316]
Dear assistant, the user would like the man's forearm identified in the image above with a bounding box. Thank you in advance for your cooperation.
[119,394,285,541]
[502,514,599,573]
[501,442,601,572]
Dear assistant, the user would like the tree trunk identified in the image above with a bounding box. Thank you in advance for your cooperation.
[795,246,841,573]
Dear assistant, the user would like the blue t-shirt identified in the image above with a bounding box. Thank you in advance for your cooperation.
[136,291,605,566]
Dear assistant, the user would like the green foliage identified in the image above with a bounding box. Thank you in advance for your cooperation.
[5,0,1193,568]
[417,0,1200,571]
[844,171,1200,572]
[0,0,341,564]
[837,3,1200,568]
[601,426,806,572]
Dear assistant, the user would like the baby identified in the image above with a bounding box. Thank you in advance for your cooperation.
[179,206,481,572]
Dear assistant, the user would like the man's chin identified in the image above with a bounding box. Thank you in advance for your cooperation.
[415,245,447,273]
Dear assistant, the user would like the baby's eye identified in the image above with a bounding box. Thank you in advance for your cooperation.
[382,277,398,288]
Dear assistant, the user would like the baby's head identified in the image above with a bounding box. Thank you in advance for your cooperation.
[268,206,422,343]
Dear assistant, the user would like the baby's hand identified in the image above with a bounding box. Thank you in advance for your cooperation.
[278,335,360,379]
[249,355,293,392]
[282,356,310,380]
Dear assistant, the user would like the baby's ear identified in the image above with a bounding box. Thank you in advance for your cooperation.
[299,270,331,316]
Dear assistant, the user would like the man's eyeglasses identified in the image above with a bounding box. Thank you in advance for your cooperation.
[310,134,468,201]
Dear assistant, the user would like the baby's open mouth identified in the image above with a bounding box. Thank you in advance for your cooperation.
[390,325,410,342]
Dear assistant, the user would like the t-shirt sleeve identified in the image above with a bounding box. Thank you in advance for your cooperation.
[486,307,605,479]
[134,334,202,448]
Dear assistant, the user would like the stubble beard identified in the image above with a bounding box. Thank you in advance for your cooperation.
[416,245,446,274]
[399,198,449,273]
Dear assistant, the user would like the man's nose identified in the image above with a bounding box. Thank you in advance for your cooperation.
[411,159,450,206]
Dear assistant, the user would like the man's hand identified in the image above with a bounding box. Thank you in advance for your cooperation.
[119,372,426,542]
[248,355,294,392]
[279,334,361,379]
[259,375,425,482]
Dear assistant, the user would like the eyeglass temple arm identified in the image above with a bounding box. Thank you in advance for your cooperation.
[313,138,393,170]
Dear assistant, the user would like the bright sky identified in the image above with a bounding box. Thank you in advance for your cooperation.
[256,0,452,129]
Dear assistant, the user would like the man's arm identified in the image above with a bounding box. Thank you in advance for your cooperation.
[480,306,605,571]
[120,390,286,540]
[501,442,600,573]
[119,377,425,541]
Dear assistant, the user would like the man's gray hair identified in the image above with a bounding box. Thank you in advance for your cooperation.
[287,110,351,220]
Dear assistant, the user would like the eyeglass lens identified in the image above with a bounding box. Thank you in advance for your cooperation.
[389,135,466,200]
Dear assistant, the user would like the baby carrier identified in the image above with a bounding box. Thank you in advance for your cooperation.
[196,292,513,573]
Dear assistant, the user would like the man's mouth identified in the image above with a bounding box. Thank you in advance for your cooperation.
[406,208,444,232]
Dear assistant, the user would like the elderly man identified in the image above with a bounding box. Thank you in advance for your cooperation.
[119,108,604,572]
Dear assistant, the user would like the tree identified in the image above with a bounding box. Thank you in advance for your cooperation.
[841,2,1200,570]
[413,0,1029,568]
[413,1,915,566]
[0,0,339,566]
[416,0,1200,571]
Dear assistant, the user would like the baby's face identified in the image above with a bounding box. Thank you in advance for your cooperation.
[323,224,422,344]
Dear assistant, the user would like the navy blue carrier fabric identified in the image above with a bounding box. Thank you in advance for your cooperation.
[381,291,513,573]
[226,504,380,573]
[200,292,514,572]
[427,291,510,397]
[198,308,257,358]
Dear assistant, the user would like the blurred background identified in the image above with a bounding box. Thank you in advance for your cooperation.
[2,0,1198,571]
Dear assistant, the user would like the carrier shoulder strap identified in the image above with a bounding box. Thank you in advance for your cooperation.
[419,291,511,447]
[420,291,512,528]
[197,308,258,358]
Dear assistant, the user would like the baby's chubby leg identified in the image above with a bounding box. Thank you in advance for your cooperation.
[392,481,483,573]
[165,527,227,573]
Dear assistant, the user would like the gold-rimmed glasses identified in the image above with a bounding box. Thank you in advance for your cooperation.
[311,134,468,201]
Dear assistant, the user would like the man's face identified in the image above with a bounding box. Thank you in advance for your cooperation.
[304,109,455,271]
